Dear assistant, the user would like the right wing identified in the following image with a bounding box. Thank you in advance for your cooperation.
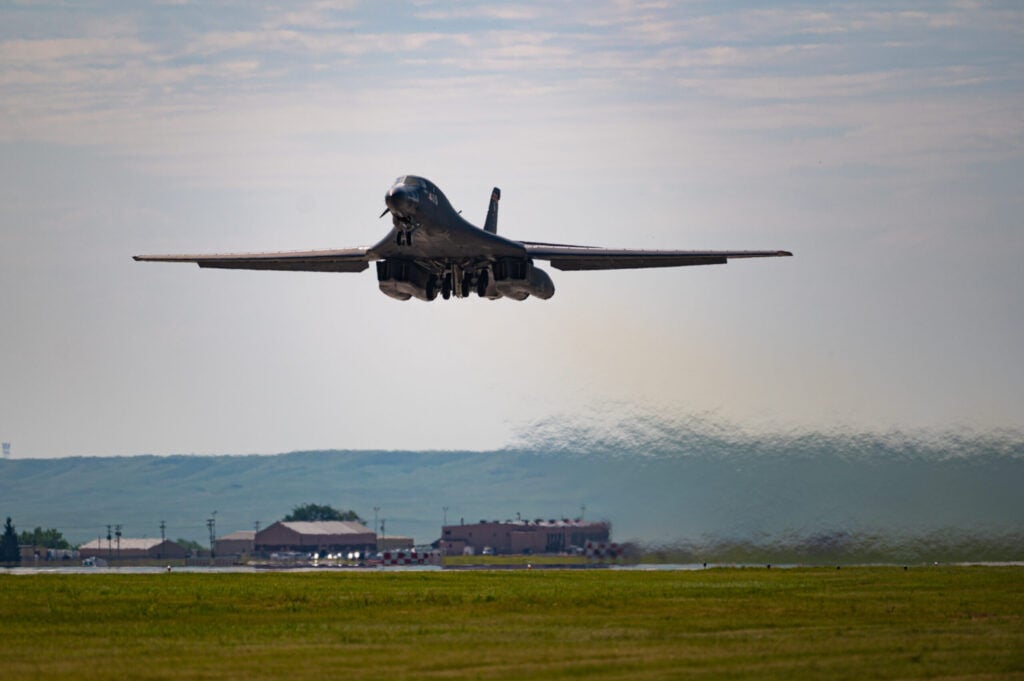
[521,242,792,271]
[133,247,372,273]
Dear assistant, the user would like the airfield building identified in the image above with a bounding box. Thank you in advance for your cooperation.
[214,530,256,557]
[78,537,186,561]
[378,535,414,552]
[439,518,610,556]
[254,521,376,556]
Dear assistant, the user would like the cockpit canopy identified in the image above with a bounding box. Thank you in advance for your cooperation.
[393,175,428,188]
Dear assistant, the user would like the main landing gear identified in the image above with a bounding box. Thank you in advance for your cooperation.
[437,268,489,299]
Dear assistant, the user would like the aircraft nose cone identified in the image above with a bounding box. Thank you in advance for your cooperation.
[385,185,419,217]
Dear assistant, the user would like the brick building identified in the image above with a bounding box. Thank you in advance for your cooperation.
[439,519,610,556]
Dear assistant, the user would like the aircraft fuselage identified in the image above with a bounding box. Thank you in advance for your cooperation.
[370,175,553,301]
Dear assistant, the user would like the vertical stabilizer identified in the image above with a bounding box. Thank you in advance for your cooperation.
[484,187,500,233]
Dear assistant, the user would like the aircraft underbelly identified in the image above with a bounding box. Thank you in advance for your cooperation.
[374,217,525,262]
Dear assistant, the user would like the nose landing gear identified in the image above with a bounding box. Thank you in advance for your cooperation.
[395,228,415,246]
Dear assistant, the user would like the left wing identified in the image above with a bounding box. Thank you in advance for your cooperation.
[521,242,792,271]
[133,247,372,273]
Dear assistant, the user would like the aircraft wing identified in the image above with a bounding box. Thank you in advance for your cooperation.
[133,248,372,273]
[521,242,792,271]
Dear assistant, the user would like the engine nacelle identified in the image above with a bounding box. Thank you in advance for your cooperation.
[492,258,555,300]
[376,258,554,301]
[376,259,437,301]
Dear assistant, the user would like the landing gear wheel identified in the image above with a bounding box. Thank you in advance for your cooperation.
[476,269,489,297]
[442,273,452,300]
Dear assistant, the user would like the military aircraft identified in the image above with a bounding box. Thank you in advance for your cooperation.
[134,175,792,301]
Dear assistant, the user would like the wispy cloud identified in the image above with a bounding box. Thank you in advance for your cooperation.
[415,4,548,22]
[0,36,151,63]
[1,1,1021,184]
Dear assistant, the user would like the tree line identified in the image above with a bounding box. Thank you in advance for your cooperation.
[283,503,363,523]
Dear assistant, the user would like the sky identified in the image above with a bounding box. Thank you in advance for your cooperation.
[1,0,1022,458]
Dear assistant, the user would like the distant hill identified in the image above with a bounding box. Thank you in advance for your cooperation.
[2,425,1022,559]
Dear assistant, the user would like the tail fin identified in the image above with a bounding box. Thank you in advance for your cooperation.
[484,187,500,233]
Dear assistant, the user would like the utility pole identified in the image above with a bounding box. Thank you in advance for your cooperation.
[106,525,112,561]
[207,512,217,562]
[373,507,380,551]
[159,520,166,559]
[114,524,122,560]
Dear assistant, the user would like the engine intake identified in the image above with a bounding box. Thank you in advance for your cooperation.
[376,259,437,301]
[492,258,555,300]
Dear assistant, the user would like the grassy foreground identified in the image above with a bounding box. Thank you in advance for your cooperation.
[2,567,1022,680]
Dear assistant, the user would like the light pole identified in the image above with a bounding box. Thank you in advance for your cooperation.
[373,507,380,553]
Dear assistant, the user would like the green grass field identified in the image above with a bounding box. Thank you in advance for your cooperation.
[2,567,1022,679]
[443,553,590,566]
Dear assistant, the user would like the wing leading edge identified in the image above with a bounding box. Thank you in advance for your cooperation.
[521,243,792,271]
[132,248,371,273]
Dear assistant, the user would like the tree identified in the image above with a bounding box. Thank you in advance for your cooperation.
[175,538,205,556]
[283,503,363,523]
[18,527,70,550]
[1,517,20,565]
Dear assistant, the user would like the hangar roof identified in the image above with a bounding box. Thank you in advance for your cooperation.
[279,521,372,535]
[78,537,169,550]
[218,530,256,541]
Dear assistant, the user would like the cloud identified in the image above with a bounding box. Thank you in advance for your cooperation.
[0,36,151,63]
[414,4,547,21]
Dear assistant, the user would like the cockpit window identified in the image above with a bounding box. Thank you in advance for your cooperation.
[394,176,425,187]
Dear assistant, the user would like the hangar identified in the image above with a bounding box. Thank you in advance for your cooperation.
[78,537,186,561]
[255,520,375,556]
[214,530,256,557]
